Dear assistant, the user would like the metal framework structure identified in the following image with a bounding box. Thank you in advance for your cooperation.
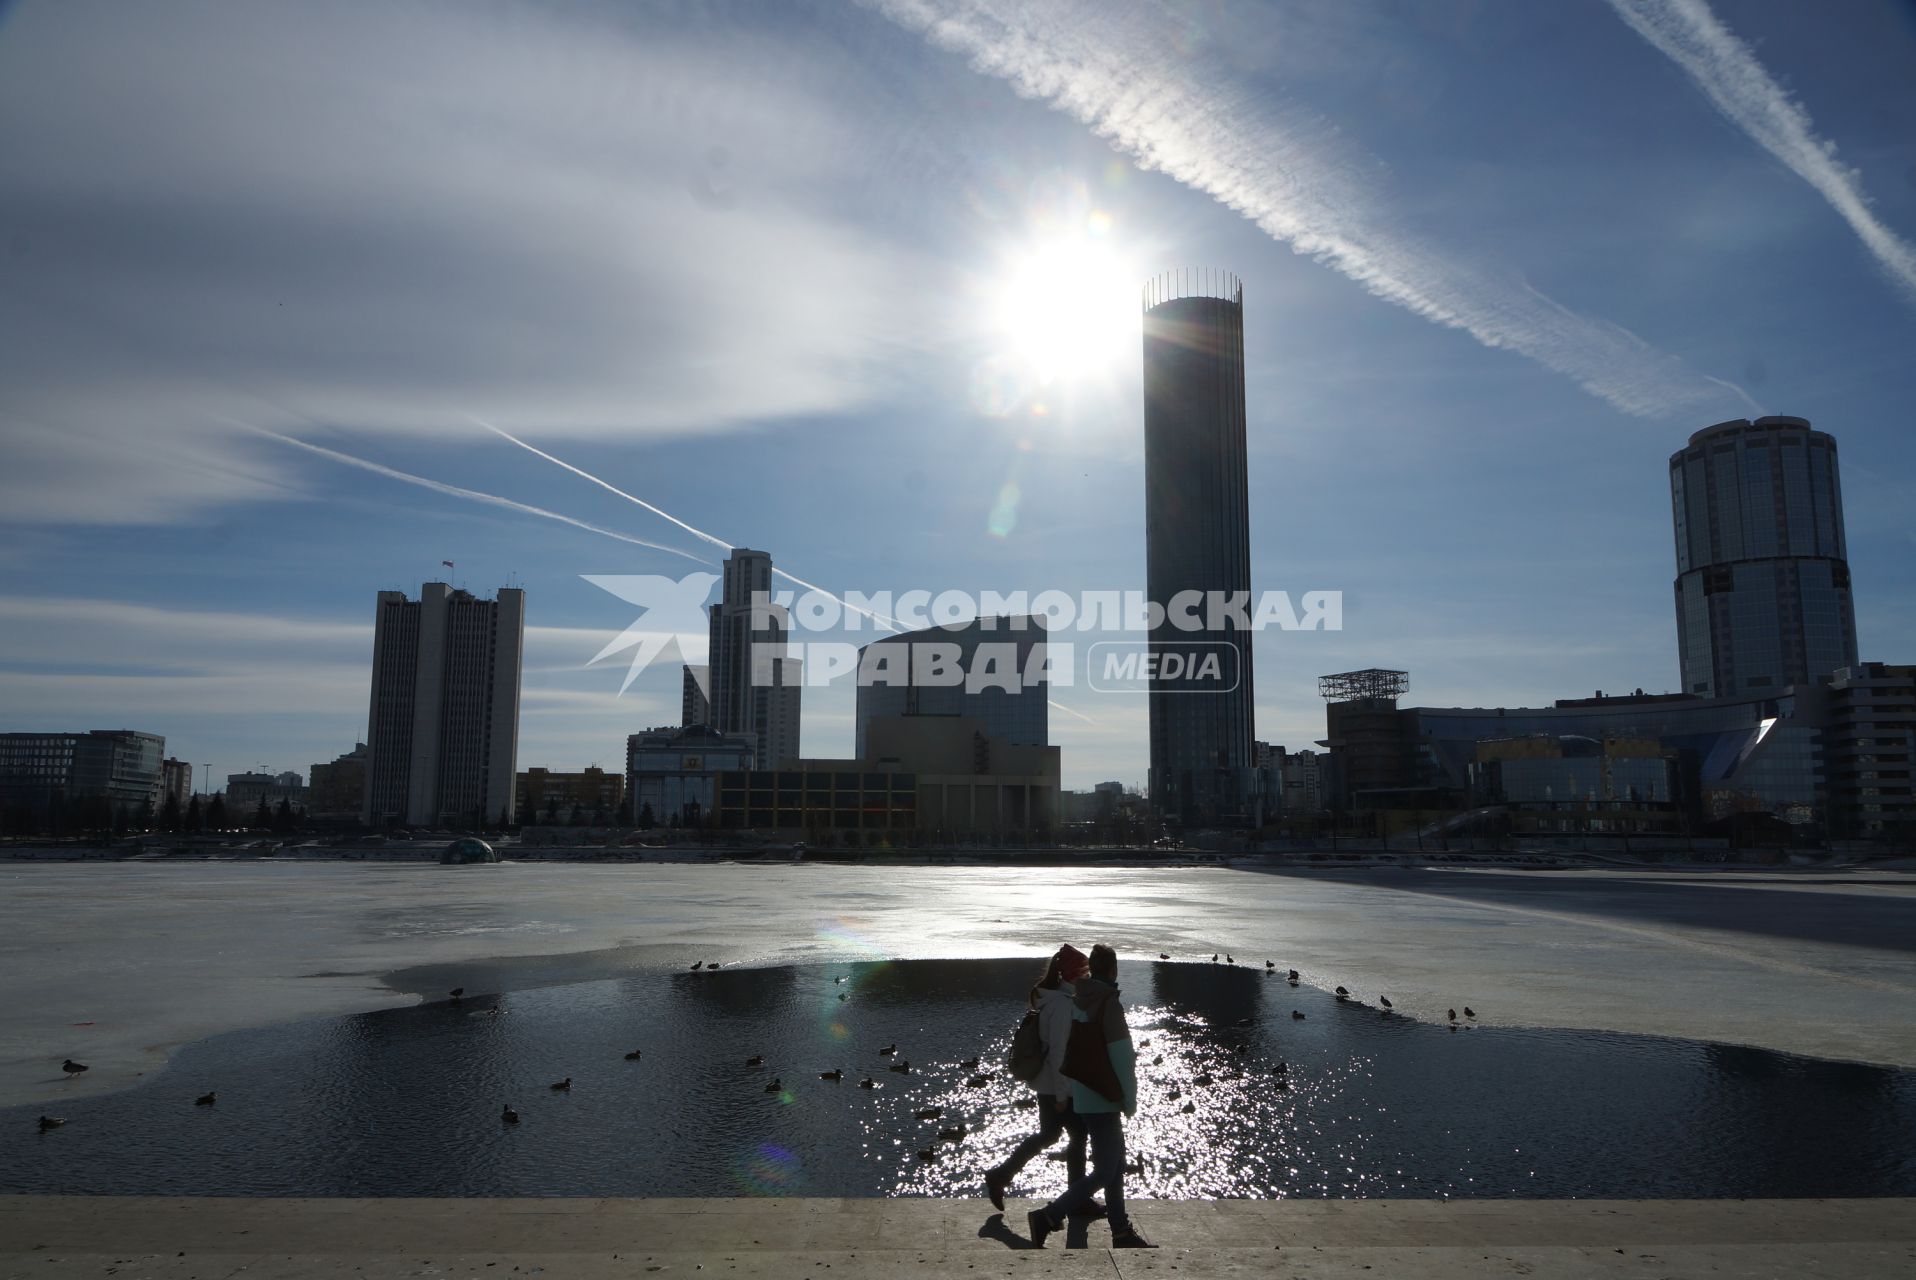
[1142,269,1243,311]
[1317,669,1409,702]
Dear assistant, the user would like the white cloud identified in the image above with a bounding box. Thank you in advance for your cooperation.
[0,0,949,523]
[0,596,369,670]
[1607,0,1916,304]
[865,0,1753,418]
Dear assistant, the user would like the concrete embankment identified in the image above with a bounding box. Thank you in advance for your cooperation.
[3,1195,1914,1279]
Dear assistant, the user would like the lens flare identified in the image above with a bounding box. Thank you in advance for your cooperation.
[733,1142,803,1195]
[987,482,1021,539]
[968,355,1030,417]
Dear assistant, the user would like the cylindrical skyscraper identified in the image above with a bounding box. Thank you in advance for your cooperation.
[1671,416,1857,698]
[1142,271,1255,823]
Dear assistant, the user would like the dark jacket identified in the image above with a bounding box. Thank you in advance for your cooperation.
[1065,975,1137,1116]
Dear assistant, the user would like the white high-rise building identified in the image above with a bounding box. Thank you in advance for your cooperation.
[705,549,801,768]
[362,582,524,826]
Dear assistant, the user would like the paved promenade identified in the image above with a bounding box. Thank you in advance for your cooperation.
[4,1196,1913,1279]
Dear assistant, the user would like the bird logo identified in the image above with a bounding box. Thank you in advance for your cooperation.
[581,573,722,695]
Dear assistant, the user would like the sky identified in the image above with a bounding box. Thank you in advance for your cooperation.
[2,0,1913,791]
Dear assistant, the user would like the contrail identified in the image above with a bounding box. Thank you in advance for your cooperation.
[1607,0,1916,304]
[1049,698,1096,726]
[238,424,713,565]
[472,416,733,553]
[863,0,1752,418]
[475,418,900,631]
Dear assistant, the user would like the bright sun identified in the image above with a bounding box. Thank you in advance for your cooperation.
[991,234,1137,384]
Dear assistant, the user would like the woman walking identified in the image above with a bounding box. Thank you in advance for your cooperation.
[1027,943,1156,1249]
[983,945,1093,1214]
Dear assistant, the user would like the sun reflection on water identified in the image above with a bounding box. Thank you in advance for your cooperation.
[4,957,1911,1199]
[882,1001,1399,1200]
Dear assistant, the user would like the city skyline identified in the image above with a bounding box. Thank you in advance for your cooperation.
[3,1,1914,789]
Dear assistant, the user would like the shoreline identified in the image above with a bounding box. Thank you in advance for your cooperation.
[5,840,1908,876]
[7,861,1915,1111]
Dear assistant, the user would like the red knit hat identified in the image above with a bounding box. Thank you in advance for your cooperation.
[1057,944,1090,982]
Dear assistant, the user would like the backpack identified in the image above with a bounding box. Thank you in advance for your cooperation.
[1007,1008,1045,1082]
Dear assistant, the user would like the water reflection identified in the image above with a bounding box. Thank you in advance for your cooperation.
[4,958,1913,1198]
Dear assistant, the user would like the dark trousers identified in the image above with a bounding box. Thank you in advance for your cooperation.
[1042,1110,1128,1233]
[992,1093,1085,1186]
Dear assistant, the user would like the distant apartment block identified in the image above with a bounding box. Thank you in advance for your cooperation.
[362,582,524,826]
[307,744,367,819]
[1252,741,1326,815]
[159,757,194,811]
[1821,663,1916,839]
[516,766,624,824]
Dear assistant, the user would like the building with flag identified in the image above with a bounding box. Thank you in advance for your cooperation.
[362,581,524,826]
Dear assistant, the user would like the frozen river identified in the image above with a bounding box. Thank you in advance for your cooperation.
[4,859,1915,1109]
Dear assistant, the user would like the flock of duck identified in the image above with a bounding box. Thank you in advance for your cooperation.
[484,972,1004,1163]
[36,962,1482,1136]
[1174,955,1482,1027]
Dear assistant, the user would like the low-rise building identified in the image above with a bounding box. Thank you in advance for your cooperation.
[308,744,368,820]
[626,725,755,828]
[226,770,308,816]
[516,766,624,825]
[0,730,166,828]
[1469,734,1683,834]
[1062,782,1125,824]
[711,759,917,838]
[865,714,1059,836]
[1319,673,1826,828]
[708,716,1060,841]
[159,757,195,812]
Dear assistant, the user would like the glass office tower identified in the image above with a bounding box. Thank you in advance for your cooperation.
[1142,271,1256,823]
[1670,416,1857,698]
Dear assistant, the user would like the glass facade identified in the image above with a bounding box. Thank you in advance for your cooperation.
[1485,753,1676,806]
[712,765,916,832]
[0,729,165,819]
[1142,276,1255,823]
[1671,417,1856,698]
[1414,691,1823,823]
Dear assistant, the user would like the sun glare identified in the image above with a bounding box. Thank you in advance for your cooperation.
[991,235,1137,384]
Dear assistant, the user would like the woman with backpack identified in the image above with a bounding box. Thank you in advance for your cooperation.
[983,944,1095,1215]
[1027,943,1156,1250]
